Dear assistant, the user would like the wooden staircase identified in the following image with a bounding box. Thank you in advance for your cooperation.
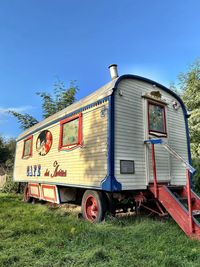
[145,138,199,239]
[149,184,200,239]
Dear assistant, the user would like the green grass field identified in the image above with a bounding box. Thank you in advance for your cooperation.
[1,193,200,267]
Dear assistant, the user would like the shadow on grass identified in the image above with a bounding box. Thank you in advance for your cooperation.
[105,211,170,227]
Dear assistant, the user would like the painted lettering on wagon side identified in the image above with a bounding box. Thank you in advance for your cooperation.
[27,165,41,176]
[44,161,67,178]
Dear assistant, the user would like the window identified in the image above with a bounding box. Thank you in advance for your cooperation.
[22,136,33,158]
[59,113,82,150]
[36,130,53,156]
[148,101,167,136]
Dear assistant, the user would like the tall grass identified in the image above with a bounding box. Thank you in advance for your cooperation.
[1,193,200,267]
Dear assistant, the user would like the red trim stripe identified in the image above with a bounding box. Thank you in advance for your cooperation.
[29,183,40,198]
[41,184,57,202]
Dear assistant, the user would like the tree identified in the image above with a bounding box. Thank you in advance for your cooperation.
[8,112,39,130]
[0,136,8,166]
[0,136,21,193]
[0,136,16,171]
[179,60,200,158]
[170,60,200,158]
[10,80,79,130]
[6,80,78,193]
[175,59,200,191]
[5,138,16,170]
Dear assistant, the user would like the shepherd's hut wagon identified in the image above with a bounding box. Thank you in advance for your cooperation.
[14,65,200,239]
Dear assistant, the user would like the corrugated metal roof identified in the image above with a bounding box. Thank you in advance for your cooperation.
[17,78,118,140]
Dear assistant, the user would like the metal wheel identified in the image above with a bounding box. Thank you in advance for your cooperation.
[81,190,106,222]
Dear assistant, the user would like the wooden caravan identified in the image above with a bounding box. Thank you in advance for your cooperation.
[14,64,200,239]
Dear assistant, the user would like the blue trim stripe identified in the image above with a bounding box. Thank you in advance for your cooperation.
[57,186,62,204]
[144,139,163,145]
[108,95,114,179]
[101,95,122,192]
[17,96,109,142]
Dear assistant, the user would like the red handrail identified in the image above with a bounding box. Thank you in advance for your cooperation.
[145,138,195,234]
[151,144,158,198]
[186,169,193,233]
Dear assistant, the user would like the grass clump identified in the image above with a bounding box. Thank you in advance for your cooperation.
[1,193,200,266]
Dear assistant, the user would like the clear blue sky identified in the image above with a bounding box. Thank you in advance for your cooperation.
[0,0,200,139]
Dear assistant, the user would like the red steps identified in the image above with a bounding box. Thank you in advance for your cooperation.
[148,185,200,239]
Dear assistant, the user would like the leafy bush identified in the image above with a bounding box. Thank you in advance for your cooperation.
[192,158,200,193]
[1,176,26,194]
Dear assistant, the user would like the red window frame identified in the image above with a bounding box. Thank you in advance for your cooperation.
[148,101,167,136]
[22,135,33,159]
[59,113,82,150]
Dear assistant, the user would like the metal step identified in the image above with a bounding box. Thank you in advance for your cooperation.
[179,197,195,203]
[167,185,184,192]
[193,210,200,216]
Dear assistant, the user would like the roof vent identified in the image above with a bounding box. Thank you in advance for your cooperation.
[108,64,118,80]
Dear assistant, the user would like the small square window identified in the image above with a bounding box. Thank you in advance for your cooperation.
[59,113,82,150]
[148,102,167,136]
[22,136,33,158]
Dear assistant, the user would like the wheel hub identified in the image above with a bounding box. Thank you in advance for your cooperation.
[85,196,98,221]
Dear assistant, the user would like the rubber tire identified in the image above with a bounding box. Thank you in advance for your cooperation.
[23,185,32,203]
[81,190,106,223]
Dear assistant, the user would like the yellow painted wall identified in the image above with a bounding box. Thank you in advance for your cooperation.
[14,102,108,189]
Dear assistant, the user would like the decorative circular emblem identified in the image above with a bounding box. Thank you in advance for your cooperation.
[36,130,53,156]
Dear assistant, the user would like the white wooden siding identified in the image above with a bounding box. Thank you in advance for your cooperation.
[168,104,188,185]
[114,79,188,190]
[14,103,108,188]
[114,81,146,190]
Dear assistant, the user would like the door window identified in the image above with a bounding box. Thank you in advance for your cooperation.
[148,101,167,136]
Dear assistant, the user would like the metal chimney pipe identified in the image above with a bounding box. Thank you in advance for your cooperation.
[108,64,118,80]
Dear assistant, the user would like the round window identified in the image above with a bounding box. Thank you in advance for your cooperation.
[36,130,53,156]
